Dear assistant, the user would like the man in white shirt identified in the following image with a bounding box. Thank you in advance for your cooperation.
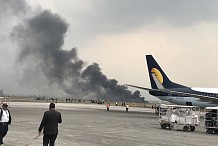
[0,103,11,146]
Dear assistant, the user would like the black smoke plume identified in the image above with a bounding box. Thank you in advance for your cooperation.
[11,10,144,102]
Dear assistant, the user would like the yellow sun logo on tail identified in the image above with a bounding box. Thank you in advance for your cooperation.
[151,68,163,84]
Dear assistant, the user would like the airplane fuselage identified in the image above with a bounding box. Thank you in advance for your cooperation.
[150,87,218,108]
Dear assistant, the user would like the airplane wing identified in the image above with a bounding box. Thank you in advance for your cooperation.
[126,74,169,93]
[125,84,166,92]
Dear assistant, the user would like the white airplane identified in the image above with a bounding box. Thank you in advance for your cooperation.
[126,55,218,108]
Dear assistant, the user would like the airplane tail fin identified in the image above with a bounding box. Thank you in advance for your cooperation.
[146,55,186,89]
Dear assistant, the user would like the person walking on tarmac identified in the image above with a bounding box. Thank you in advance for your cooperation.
[106,103,110,111]
[38,103,62,146]
[0,103,11,146]
[126,104,129,112]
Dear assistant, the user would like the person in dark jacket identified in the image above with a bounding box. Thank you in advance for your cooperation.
[38,103,62,146]
[0,103,11,146]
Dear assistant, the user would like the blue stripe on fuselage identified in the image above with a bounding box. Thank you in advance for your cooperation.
[149,87,218,99]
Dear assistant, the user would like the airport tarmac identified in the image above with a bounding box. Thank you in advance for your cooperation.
[3,102,218,146]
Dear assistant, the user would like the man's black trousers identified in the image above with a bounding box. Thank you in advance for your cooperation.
[0,122,8,144]
[43,134,57,146]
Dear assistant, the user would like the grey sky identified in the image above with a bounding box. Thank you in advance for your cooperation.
[1,0,218,101]
[42,0,218,46]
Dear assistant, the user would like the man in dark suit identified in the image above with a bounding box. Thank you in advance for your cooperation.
[38,103,62,146]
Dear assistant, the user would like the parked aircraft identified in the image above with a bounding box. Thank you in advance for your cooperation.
[126,55,218,108]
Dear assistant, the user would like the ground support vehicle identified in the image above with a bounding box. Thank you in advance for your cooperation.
[204,107,218,134]
[159,104,200,131]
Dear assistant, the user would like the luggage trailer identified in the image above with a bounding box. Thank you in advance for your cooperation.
[204,107,218,134]
[159,104,200,131]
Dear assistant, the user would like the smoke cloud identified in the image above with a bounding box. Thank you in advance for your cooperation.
[11,9,144,102]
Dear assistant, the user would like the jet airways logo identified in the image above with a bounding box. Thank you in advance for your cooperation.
[151,68,163,84]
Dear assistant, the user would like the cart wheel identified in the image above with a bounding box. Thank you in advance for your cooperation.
[169,123,178,130]
[183,126,189,131]
[161,124,167,129]
[169,124,174,130]
[190,126,195,131]
[206,128,214,134]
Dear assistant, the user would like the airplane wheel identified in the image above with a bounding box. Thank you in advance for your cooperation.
[190,126,195,131]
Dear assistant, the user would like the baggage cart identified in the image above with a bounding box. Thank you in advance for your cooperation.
[204,107,218,134]
[159,104,200,131]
